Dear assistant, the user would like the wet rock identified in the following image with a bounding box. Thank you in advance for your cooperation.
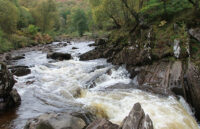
[24,112,95,129]
[26,81,35,85]
[47,52,72,61]
[11,54,25,60]
[9,66,31,77]
[86,103,153,129]
[86,119,119,129]
[132,61,183,96]
[80,38,113,61]
[0,62,21,111]
[72,47,78,49]
[95,38,107,46]
[10,89,21,105]
[120,103,153,129]
[80,50,101,61]
[183,63,200,121]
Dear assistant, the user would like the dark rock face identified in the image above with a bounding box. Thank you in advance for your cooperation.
[9,66,31,76]
[183,63,200,121]
[24,112,96,129]
[112,48,151,66]
[86,119,119,129]
[131,61,200,121]
[120,103,153,129]
[0,62,21,111]
[47,52,72,61]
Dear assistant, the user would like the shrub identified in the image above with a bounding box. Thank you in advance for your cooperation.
[27,25,38,36]
[9,34,29,49]
[34,33,53,44]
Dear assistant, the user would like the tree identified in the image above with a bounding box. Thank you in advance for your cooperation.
[60,9,71,25]
[188,0,199,10]
[17,7,33,29]
[72,9,88,36]
[0,0,19,33]
[31,0,58,33]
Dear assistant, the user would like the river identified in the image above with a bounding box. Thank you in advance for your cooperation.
[0,41,199,129]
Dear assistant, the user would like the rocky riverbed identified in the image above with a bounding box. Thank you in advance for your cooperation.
[0,40,199,129]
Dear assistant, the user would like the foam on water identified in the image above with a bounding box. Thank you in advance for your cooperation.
[10,41,199,129]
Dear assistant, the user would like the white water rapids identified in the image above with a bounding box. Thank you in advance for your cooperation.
[7,41,199,129]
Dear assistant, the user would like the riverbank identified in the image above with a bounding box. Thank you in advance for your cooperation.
[0,40,199,129]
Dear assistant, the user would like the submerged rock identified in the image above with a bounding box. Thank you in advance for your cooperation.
[47,52,72,61]
[0,62,21,111]
[24,112,96,129]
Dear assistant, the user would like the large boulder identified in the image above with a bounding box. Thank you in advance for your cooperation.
[120,103,153,129]
[0,62,21,111]
[9,66,31,77]
[24,112,95,129]
[47,52,72,61]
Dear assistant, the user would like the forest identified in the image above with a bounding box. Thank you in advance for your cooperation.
[0,0,200,55]
[0,0,92,52]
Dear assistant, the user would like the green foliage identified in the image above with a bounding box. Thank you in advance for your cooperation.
[27,25,38,35]
[71,9,88,36]
[10,34,29,48]
[18,7,34,29]
[31,0,58,33]
[141,0,192,22]
[0,0,19,33]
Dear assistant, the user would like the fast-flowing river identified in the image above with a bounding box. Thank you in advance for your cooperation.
[0,41,199,129]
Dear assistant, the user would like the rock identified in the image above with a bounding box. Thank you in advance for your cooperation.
[10,89,21,105]
[132,61,183,96]
[24,112,95,129]
[80,50,101,61]
[9,66,31,76]
[95,38,107,46]
[72,47,78,49]
[11,54,25,60]
[86,119,119,129]
[0,62,21,111]
[120,103,153,129]
[183,63,200,121]
[47,52,72,61]
[86,103,153,129]
[189,28,200,42]
[126,60,200,121]
[112,47,151,66]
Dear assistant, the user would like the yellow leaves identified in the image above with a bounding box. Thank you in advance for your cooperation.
[159,20,167,27]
